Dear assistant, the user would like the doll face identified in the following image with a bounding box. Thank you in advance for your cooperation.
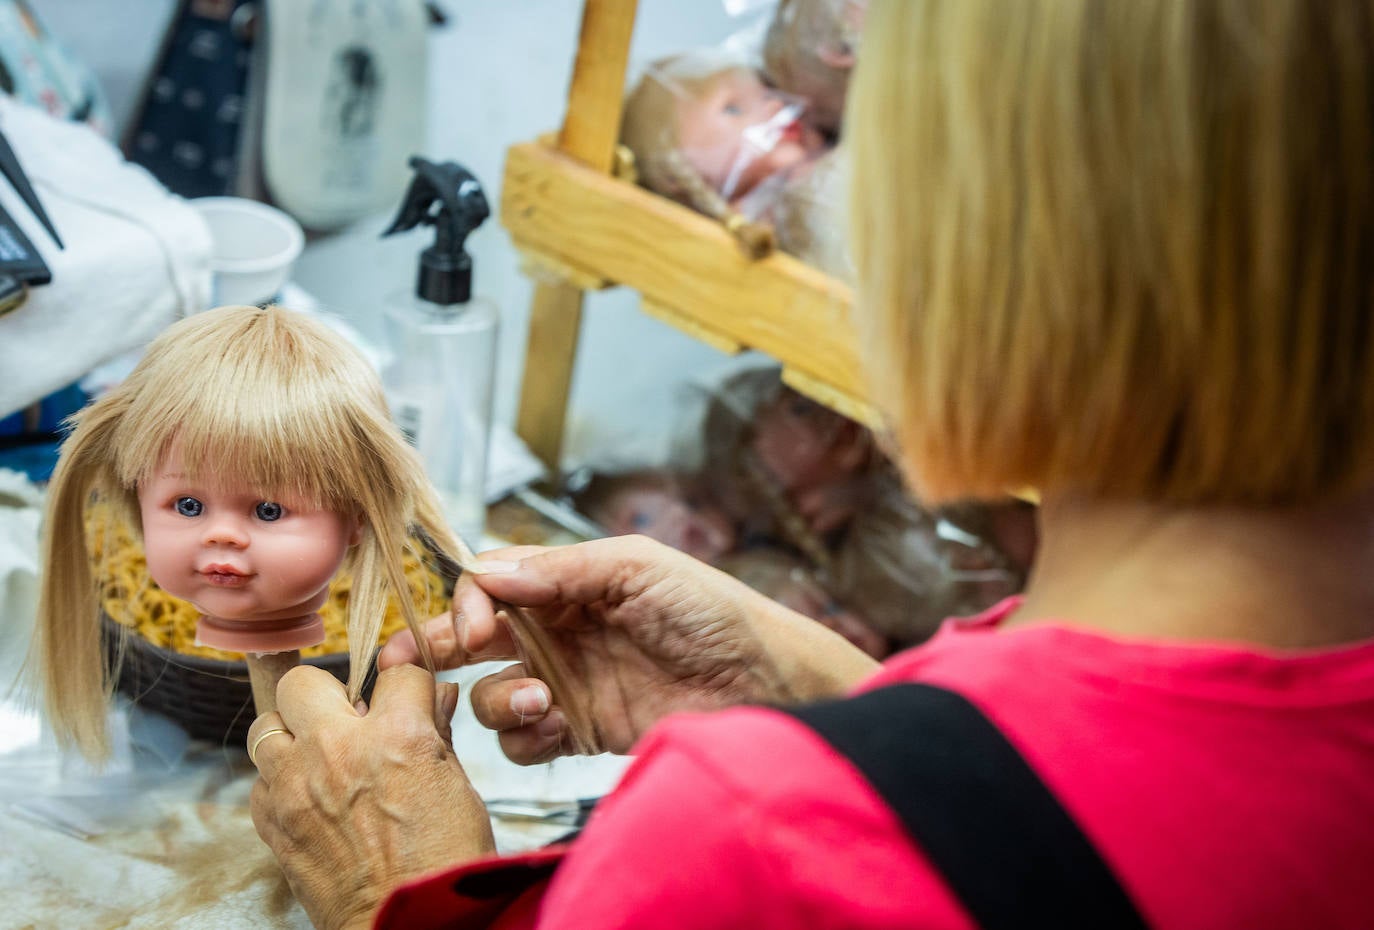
[138,450,361,622]
[675,67,826,201]
[600,485,736,565]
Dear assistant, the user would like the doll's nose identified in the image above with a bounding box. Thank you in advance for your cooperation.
[202,515,249,548]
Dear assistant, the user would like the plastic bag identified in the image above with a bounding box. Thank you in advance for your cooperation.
[620,47,829,258]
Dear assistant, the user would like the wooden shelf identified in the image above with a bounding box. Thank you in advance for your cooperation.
[503,0,876,478]
[502,140,875,429]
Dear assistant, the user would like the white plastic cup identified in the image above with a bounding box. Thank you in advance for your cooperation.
[190,197,305,307]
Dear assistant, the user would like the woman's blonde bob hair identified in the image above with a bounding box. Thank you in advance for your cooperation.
[36,306,463,759]
[849,0,1374,506]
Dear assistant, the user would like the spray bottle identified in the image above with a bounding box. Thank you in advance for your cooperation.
[381,157,497,543]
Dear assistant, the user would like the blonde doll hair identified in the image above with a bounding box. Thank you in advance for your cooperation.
[620,54,776,259]
[848,0,1374,506]
[35,306,473,760]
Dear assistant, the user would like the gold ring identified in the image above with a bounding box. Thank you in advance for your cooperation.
[248,727,291,766]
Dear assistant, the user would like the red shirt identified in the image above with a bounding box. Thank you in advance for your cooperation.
[378,601,1374,929]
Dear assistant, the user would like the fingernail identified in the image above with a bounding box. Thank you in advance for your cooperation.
[452,609,470,652]
[473,560,520,574]
[511,685,549,716]
[534,714,564,739]
[440,684,460,719]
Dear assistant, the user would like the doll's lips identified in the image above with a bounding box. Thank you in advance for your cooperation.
[201,564,252,586]
[779,120,805,144]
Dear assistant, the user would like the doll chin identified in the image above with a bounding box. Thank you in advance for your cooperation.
[195,613,327,653]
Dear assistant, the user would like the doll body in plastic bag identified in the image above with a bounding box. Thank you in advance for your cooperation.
[694,367,1032,648]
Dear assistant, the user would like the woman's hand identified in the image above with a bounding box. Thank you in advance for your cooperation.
[247,664,494,930]
[380,535,879,764]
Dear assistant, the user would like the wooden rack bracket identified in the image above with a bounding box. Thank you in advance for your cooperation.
[502,140,866,403]
[781,367,881,431]
[640,298,744,356]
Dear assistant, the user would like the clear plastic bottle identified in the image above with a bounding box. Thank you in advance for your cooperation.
[380,158,497,544]
[383,295,497,544]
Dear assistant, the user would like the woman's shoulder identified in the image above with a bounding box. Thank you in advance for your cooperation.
[549,705,972,930]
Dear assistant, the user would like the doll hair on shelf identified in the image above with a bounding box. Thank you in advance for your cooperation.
[620,53,777,259]
[34,305,597,760]
[762,0,868,136]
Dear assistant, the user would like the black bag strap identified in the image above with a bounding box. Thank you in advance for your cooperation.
[789,683,1150,930]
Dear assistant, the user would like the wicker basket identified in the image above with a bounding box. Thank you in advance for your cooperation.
[103,616,373,746]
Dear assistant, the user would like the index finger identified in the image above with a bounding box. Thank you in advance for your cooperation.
[379,546,549,672]
[274,665,360,736]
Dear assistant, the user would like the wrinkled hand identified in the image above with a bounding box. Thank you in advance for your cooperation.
[380,535,877,765]
[248,665,494,930]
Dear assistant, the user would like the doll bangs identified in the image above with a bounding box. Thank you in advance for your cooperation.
[111,308,384,513]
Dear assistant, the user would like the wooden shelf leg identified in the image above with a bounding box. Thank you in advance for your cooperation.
[516,279,587,481]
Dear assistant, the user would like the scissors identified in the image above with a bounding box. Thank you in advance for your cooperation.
[0,126,63,317]
[483,797,600,827]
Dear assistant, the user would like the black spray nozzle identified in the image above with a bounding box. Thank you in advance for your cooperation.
[382,156,490,305]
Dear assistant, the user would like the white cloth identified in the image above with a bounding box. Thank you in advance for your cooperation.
[0,96,212,419]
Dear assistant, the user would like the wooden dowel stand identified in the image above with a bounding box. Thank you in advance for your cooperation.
[246,650,300,715]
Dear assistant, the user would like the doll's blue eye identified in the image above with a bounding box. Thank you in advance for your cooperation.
[723,102,743,116]
[175,497,203,517]
[255,502,284,522]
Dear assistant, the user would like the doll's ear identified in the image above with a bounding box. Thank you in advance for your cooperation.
[816,42,857,70]
[833,420,875,472]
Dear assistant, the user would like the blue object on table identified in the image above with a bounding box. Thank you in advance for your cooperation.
[0,380,87,482]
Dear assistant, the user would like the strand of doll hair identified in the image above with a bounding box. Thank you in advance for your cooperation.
[660,150,776,259]
[414,499,601,757]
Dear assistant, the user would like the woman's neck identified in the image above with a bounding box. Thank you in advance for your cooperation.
[1006,491,1374,649]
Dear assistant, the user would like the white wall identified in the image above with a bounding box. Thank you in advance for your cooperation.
[297,1,753,467]
[41,0,764,468]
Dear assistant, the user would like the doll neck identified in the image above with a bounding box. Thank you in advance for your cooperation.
[195,613,326,654]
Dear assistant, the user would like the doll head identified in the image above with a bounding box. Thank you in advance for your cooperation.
[763,0,868,135]
[35,305,463,759]
[573,468,736,565]
[138,447,362,651]
[621,50,827,255]
[700,367,874,544]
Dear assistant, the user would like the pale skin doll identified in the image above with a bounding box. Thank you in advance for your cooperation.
[32,304,500,761]
[572,468,736,565]
[762,0,869,136]
[620,50,829,257]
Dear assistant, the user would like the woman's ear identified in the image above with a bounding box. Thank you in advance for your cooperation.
[348,513,366,547]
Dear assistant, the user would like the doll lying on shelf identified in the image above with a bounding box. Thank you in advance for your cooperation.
[570,467,888,656]
[569,368,1033,654]
[571,467,737,566]
[620,48,833,261]
[694,367,1033,648]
